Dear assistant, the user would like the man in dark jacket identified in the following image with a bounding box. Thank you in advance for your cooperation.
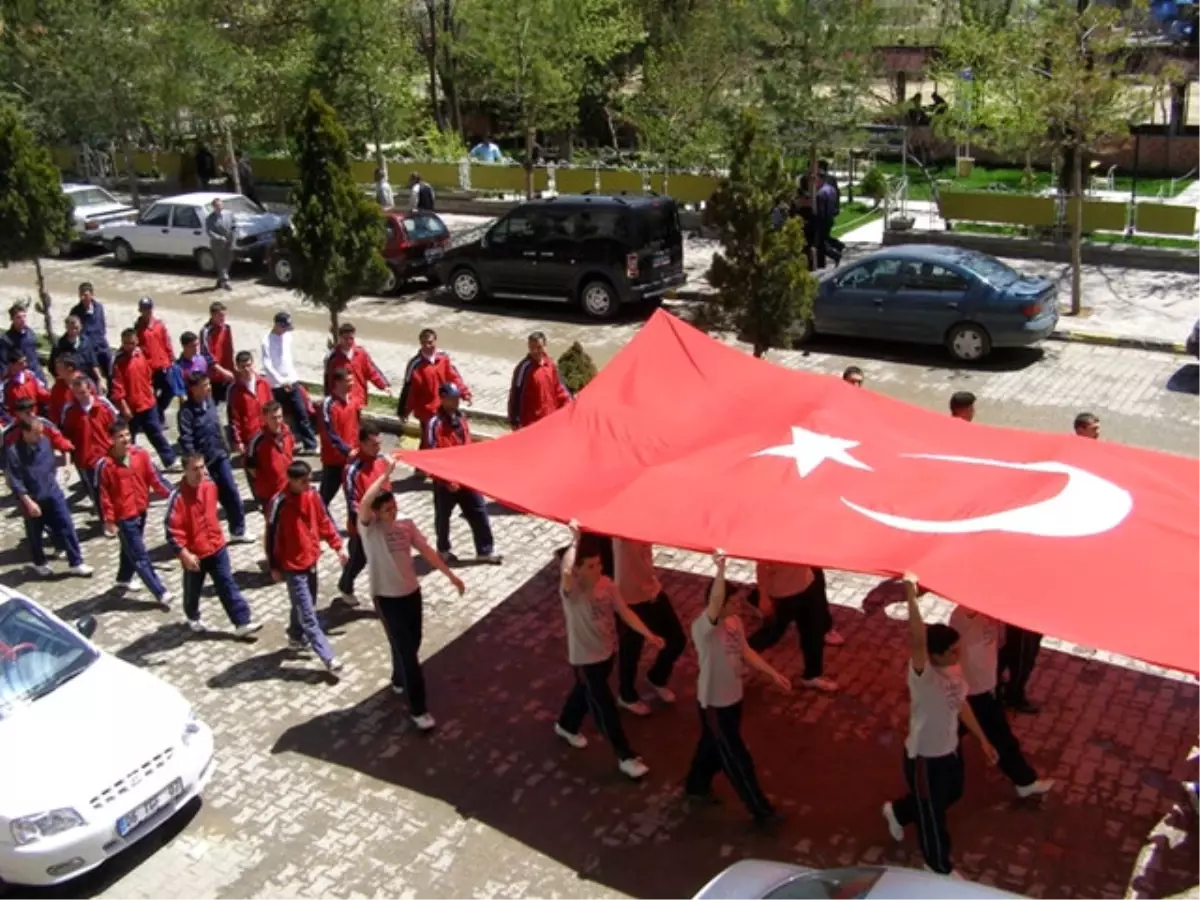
[813,173,840,270]
[50,315,104,388]
[69,282,110,387]
[177,371,249,543]
[236,151,260,205]
[0,303,46,385]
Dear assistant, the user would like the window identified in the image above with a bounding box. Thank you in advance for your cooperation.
[573,209,628,242]
[402,214,449,241]
[171,206,202,229]
[68,188,117,207]
[900,262,969,292]
[835,258,903,290]
[138,203,171,227]
[0,598,98,717]
[958,251,1018,287]
[490,210,546,245]
[632,202,680,244]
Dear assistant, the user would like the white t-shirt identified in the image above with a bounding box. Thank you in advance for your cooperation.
[260,331,297,388]
[361,518,433,598]
[561,576,618,666]
[614,538,661,606]
[692,613,747,709]
[904,661,968,759]
[948,607,1000,695]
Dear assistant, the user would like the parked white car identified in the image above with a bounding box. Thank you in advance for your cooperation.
[0,586,214,887]
[58,184,138,254]
[99,191,288,274]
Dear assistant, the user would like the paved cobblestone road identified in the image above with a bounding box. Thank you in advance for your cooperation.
[0,251,1197,899]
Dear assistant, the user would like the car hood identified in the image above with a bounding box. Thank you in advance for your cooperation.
[871,867,1022,898]
[0,654,190,814]
[74,201,138,220]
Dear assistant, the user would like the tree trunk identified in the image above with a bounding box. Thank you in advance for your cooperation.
[369,98,386,173]
[1069,146,1083,316]
[440,1,463,137]
[124,141,139,207]
[752,342,767,359]
[223,122,241,194]
[32,257,55,343]
[425,0,443,128]
[524,126,536,200]
[329,305,340,340]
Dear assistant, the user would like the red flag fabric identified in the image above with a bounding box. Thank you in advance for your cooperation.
[402,311,1200,674]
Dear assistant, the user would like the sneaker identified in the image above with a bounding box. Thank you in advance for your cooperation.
[230,532,255,544]
[45,547,61,559]
[882,802,904,841]
[618,757,649,780]
[1016,778,1054,798]
[390,683,405,695]
[439,550,458,564]
[116,580,143,593]
[235,621,263,638]
[336,592,360,608]
[187,618,206,633]
[554,723,588,749]
[824,629,846,646]
[618,698,652,716]
[164,460,182,473]
[649,683,677,704]
[476,552,504,565]
[158,592,173,610]
[324,658,344,675]
[287,638,310,653]
[67,563,94,577]
[802,676,839,692]
[31,564,52,577]
[752,810,786,829]
[411,713,436,732]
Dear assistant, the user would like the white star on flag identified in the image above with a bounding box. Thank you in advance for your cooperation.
[753,426,874,478]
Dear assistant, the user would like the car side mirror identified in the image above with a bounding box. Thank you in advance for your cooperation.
[75,615,98,639]
[480,233,489,249]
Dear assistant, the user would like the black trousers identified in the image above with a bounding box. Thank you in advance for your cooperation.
[616,591,686,703]
[375,590,426,716]
[557,655,634,761]
[891,749,965,875]
[997,624,1043,705]
[337,534,366,595]
[748,580,825,679]
[319,463,344,509]
[966,691,1037,787]
[685,701,774,820]
[813,217,834,269]
[813,567,833,634]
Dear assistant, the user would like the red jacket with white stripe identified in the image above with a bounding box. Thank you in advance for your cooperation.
[199,321,235,383]
[1,417,72,452]
[398,351,470,422]
[318,394,360,467]
[135,316,173,371]
[324,344,389,408]
[0,371,50,418]
[508,354,571,428]
[246,425,295,503]
[266,487,342,572]
[109,348,157,416]
[343,451,388,535]
[228,376,273,452]
[164,478,226,559]
[60,394,118,469]
[96,446,172,524]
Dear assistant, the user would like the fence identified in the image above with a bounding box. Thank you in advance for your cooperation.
[935,191,1197,237]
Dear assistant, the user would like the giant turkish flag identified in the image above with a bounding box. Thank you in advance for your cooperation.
[402,311,1200,674]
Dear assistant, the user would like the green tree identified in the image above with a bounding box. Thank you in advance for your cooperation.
[0,105,72,341]
[703,109,815,359]
[557,341,598,393]
[286,90,388,335]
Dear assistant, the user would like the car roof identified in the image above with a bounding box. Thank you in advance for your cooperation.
[522,193,675,211]
[855,244,993,266]
[61,183,111,195]
[154,192,244,206]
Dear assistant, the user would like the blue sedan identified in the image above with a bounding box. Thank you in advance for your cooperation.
[795,245,1059,362]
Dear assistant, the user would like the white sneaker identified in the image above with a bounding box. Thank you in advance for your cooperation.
[825,629,846,646]
[164,460,183,473]
[882,802,904,841]
[390,684,405,695]
[324,658,344,674]
[618,757,649,780]
[1016,778,1054,798]
[336,592,360,607]
[802,676,839,692]
[117,580,143,593]
[411,713,436,731]
[230,532,255,544]
[67,563,94,577]
[31,564,52,577]
[187,618,206,633]
[158,592,173,610]
[649,683,676,703]
[235,621,263,637]
[554,723,588,749]
[618,698,652,716]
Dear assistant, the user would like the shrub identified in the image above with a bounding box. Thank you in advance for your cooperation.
[858,166,888,208]
[558,341,598,393]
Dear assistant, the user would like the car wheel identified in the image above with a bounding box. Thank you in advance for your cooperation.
[579,279,618,320]
[112,239,135,266]
[450,267,482,304]
[272,255,294,286]
[380,268,399,294]
[946,322,992,362]
[195,247,216,274]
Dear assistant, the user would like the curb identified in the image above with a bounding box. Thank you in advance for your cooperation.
[1046,330,1189,355]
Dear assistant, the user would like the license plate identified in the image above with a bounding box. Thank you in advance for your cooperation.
[116,778,183,837]
[652,252,670,268]
[424,247,444,261]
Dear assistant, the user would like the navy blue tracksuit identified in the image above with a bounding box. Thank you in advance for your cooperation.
[0,326,46,384]
[50,334,104,387]
[5,436,83,567]
[177,397,246,538]
[69,300,111,383]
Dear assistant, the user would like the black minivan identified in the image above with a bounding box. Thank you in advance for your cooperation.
[435,194,686,319]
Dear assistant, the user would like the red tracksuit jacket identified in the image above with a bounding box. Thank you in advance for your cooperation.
[49,378,73,425]
[228,376,273,452]
[425,410,473,489]
[507,355,571,428]
[246,425,295,503]
[60,395,119,469]
[324,345,389,408]
[1,416,73,451]
[199,321,235,384]
[343,452,388,535]
[135,317,172,371]
[96,446,171,524]
[398,351,471,422]
[164,478,226,559]
[266,487,342,572]
[0,371,50,418]
[109,348,157,416]
[318,394,360,466]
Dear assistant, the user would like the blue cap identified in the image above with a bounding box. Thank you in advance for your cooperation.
[439,382,461,398]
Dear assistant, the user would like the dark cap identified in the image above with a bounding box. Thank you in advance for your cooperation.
[439,382,462,399]
[137,296,154,310]
[14,397,34,411]
[274,311,293,329]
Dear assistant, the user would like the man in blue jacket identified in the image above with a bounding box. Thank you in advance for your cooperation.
[49,315,104,388]
[177,371,250,542]
[5,417,92,578]
[0,303,46,385]
[69,282,110,388]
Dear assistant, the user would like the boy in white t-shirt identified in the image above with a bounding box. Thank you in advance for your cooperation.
[882,573,997,876]
[685,551,792,826]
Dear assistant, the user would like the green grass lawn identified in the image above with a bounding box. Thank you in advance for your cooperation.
[832,201,884,237]
[951,220,1198,251]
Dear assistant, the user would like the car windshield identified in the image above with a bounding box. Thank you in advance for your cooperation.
[403,214,449,240]
[764,867,885,899]
[0,597,98,718]
[215,196,266,216]
[956,251,1019,288]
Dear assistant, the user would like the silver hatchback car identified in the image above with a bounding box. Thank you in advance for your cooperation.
[694,860,1023,899]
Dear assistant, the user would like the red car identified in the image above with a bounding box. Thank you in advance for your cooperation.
[267,210,451,293]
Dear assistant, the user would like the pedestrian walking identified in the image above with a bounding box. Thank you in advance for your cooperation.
[134,297,177,417]
[205,197,235,291]
[2,397,70,450]
[337,423,389,605]
[747,561,838,692]
[359,458,465,730]
[317,368,360,508]
[508,331,571,429]
[165,453,262,636]
[948,605,1053,797]
[408,171,435,212]
[812,566,845,646]
[177,372,250,543]
[950,391,976,422]
[398,328,471,449]
[236,152,259,205]
[612,537,685,715]
[997,624,1043,715]
[425,384,501,564]
[5,418,92,578]
[228,350,272,454]
[50,315,104,388]
[110,328,179,470]
[96,421,174,606]
[0,351,50,419]
[323,322,390,409]
[177,332,209,383]
[553,521,661,781]
[70,282,111,389]
[59,374,118,508]
[195,142,216,189]
[374,168,394,209]
[1074,412,1100,439]
[881,573,997,877]
[260,312,318,452]
[245,402,295,512]
[0,303,47,384]
[685,551,790,824]
[200,301,236,405]
[266,459,348,673]
[812,173,838,270]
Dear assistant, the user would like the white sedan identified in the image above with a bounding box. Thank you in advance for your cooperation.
[99,191,288,275]
[58,184,138,254]
[0,587,215,887]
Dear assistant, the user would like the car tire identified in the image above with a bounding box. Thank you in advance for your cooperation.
[449,266,483,304]
[195,247,216,275]
[579,278,618,320]
[271,255,294,286]
[112,239,135,266]
[380,268,399,294]
[945,322,992,363]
